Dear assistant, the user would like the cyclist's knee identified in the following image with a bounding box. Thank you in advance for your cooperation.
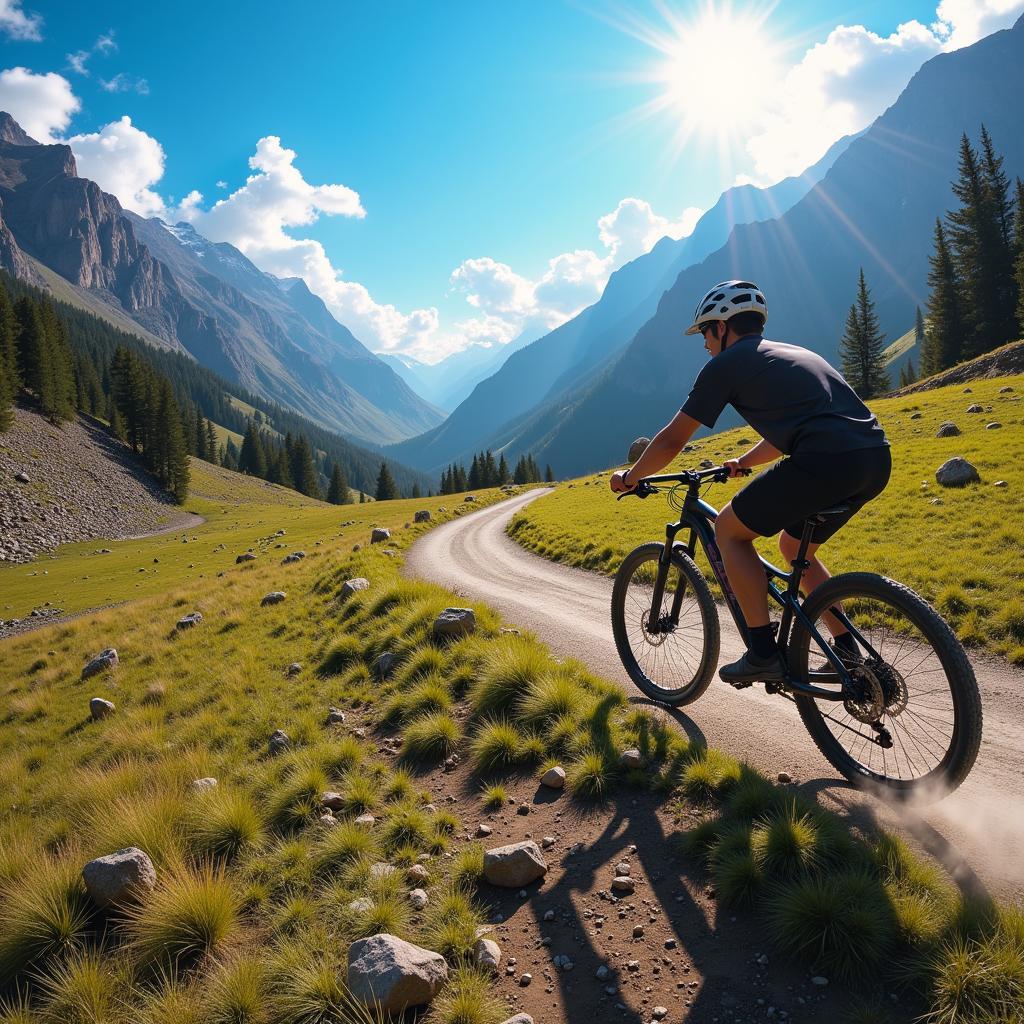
[716,503,756,543]
[779,531,800,564]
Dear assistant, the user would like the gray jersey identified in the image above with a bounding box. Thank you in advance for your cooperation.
[680,335,888,456]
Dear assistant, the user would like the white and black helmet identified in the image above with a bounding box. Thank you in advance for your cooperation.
[684,280,767,335]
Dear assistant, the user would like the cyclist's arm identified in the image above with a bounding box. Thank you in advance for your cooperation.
[611,410,700,492]
[737,437,783,469]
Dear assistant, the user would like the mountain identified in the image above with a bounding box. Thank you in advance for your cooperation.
[386,133,852,473]
[0,113,443,446]
[522,14,1024,476]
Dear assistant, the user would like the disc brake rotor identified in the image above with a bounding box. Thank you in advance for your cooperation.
[874,661,909,717]
[640,609,668,647]
[844,666,885,724]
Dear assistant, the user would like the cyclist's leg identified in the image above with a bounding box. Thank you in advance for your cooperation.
[715,503,771,627]
[778,533,847,638]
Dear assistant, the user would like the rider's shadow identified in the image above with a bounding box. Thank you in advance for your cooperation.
[628,694,709,749]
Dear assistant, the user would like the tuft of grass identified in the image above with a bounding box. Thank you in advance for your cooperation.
[266,764,329,834]
[517,670,585,726]
[469,719,524,774]
[318,634,363,676]
[767,870,896,981]
[384,676,452,725]
[351,883,411,939]
[0,855,93,986]
[713,850,764,908]
[187,787,266,862]
[312,822,377,878]
[925,927,1024,1024]
[401,712,461,763]
[749,804,823,879]
[203,956,271,1024]
[86,792,188,868]
[480,784,508,810]
[38,949,125,1024]
[566,750,615,801]
[471,639,547,716]
[384,770,416,803]
[339,771,379,816]
[680,748,742,801]
[429,966,506,1024]
[126,863,241,974]
[450,844,485,890]
[380,803,431,853]
[270,944,353,1024]
[421,884,485,961]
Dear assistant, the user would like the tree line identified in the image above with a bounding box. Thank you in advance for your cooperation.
[438,450,553,494]
[839,125,1024,398]
[0,282,190,501]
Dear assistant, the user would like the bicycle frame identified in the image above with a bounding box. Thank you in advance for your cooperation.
[640,471,881,702]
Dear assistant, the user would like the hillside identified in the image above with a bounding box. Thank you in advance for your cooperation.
[896,340,1024,395]
[507,373,1024,660]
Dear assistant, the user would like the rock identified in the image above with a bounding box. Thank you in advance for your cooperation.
[236,552,257,563]
[326,707,346,725]
[347,933,448,1012]
[261,591,286,606]
[90,697,115,720]
[464,494,476,503]
[987,422,1002,429]
[370,528,391,544]
[611,876,635,895]
[517,802,530,816]
[475,937,502,973]
[994,480,1008,487]
[627,960,640,971]
[543,909,555,922]
[81,648,118,680]
[340,577,370,600]
[349,897,374,914]
[628,437,652,463]
[963,387,972,393]
[355,813,376,828]
[910,412,922,419]
[476,824,492,838]
[620,748,642,769]
[268,729,291,755]
[541,766,566,789]
[414,510,431,523]
[777,771,793,784]
[936,422,961,437]
[320,813,337,827]
[321,791,345,811]
[370,862,398,879]
[175,612,202,630]
[374,652,398,680]
[483,841,548,887]
[615,862,630,876]
[286,662,302,676]
[407,863,429,884]
[433,607,477,640]
[653,1007,668,1019]
[541,836,555,849]
[596,965,610,980]
[191,777,218,791]
[409,888,429,910]
[633,925,644,938]
[552,954,574,970]
[14,471,29,483]
[1000,386,1014,393]
[936,457,981,487]
[811,976,829,987]
[519,973,532,987]
[500,1016,534,1024]
[967,404,983,413]
[282,553,302,564]
[82,847,156,909]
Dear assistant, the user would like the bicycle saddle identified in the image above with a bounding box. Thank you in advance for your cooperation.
[810,504,851,523]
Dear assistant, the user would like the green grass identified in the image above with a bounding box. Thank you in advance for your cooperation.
[480,784,508,810]
[401,712,462,763]
[507,373,1024,656]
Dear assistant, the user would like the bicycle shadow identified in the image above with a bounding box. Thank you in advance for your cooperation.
[628,694,709,749]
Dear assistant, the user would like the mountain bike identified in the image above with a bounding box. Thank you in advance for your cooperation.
[611,466,982,795]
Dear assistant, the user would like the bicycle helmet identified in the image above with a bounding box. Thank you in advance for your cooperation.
[684,280,768,335]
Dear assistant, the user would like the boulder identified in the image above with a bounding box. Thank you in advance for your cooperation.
[987,422,1002,429]
[432,607,477,641]
[464,494,476,503]
[407,863,429,884]
[414,510,431,523]
[90,697,115,720]
[191,777,218,791]
[175,612,202,630]
[936,458,981,488]
[81,648,118,680]
[261,591,286,606]
[541,766,566,790]
[483,841,548,887]
[321,791,345,812]
[936,422,961,437]
[628,437,651,463]
[475,937,502,973]
[236,552,257,563]
[326,707,346,725]
[374,652,399,680]
[82,847,156,909]
[340,578,370,603]
[967,404,983,413]
[611,875,635,895]
[269,729,291,755]
[355,813,376,828]
[286,662,302,676]
[620,748,642,769]
[1000,386,1014,393]
[346,934,449,1012]
[371,528,391,544]
[282,553,302,564]
[409,887,429,910]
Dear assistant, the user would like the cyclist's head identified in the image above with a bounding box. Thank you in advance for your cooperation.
[685,281,767,346]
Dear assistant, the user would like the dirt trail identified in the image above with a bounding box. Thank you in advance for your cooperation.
[405,489,1024,900]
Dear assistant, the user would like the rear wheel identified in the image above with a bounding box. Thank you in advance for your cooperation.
[611,542,719,705]
[789,572,982,797]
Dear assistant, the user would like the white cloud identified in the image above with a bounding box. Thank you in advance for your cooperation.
[0,0,41,41]
[65,31,117,76]
[0,66,79,142]
[215,179,228,188]
[99,72,149,95]
[598,197,701,265]
[743,1,1024,184]
[67,116,167,216]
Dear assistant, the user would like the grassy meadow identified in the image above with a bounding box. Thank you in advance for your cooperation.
[0,457,1021,1022]
[508,373,1024,660]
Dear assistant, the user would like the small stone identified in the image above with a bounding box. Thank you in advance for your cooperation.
[611,876,635,895]
[82,847,156,909]
[967,404,983,413]
[627,960,640,972]
[633,925,644,938]
[340,577,370,600]
[374,652,398,680]
[517,802,530,816]
[414,510,431,523]
[90,697,115,720]
[936,457,980,487]
[596,965,610,980]
[994,480,1008,487]
[14,471,29,483]
[541,836,555,849]
[191,777,218,791]
[464,494,476,502]
[500,1017,534,1024]
[653,1008,668,1020]
[321,791,345,811]
[475,937,502,973]
[1000,386,1014,393]
[936,421,961,437]
[326,707,346,725]
[370,528,391,544]
[355,813,376,828]
[235,552,257,563]
[664,939,677,949]
[261,591,286,606]
[620,748,642,769]
[175,612,202,630]
[483,841,548,887]
[432,607,477,640]
[986,422,1002,429]
[541,765,566,789]
[910,412,922,419]
[409,888,428,910]
[81,648,118,680]
[543,909,555,921]
[811,975,829,987]
[476,823,492,838]
[777,771,792,784]
[407,864,429,884]
[615,861,631,876]
[320,813,337,827]
[519,973,532,986]
[286,662,302,676]
[268,729,291,755]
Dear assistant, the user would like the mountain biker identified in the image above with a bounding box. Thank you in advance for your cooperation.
[609,280,891,685]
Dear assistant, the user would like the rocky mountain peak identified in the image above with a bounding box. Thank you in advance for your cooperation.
[0,112,38,147]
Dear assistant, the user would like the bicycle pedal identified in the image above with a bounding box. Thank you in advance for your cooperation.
[726,679,754,690]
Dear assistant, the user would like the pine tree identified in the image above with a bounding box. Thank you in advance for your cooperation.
[0,285,17,432]
[327,461,349,504]
[513,456,527,485]
[497,453,510,485]
[924,220,968,374]
[483,450,498,487]
[205,419,218,463]
[359,490,366,504]
[268,446,294,488]
[545,464,554,483]
[1014,177,1024,337]
[375,461,398,501]
[224,437,240,471]
[839,269,890,399]
[292,436,321,498]
[239,419,268,476]
[978,126,1017,346]
[411,482,422,499]
[454,464,467,492]
[468,454,481,490]
[914,306,926,355]
[156,378,190,502]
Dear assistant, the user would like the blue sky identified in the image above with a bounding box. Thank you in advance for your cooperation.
[1,0,1020,359]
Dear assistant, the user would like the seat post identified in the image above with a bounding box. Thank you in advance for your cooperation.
[788,518,817,596]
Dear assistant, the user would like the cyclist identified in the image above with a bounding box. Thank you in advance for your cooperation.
[609,280,891,685]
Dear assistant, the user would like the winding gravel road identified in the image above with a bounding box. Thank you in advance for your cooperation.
[406,488,1024,898]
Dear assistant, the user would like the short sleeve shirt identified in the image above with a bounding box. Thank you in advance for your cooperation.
[680,335,888,456]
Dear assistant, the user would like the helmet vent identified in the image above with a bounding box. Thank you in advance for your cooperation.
[731,293,752,304]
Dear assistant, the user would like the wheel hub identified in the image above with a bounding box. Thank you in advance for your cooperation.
[844,665,885,724]
[640,610,671,646]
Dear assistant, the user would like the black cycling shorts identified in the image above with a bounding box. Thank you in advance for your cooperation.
[731,446,891,544]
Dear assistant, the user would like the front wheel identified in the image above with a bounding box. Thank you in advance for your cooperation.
[611,542,720,706]
[789,572,982,797]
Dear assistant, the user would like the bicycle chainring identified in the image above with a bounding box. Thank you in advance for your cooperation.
[844,666,885,724]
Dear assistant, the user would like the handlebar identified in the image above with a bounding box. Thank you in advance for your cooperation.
[615,464,751,500]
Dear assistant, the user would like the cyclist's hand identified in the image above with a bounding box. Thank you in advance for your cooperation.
[723,459,746,479]
[610,471,635,493]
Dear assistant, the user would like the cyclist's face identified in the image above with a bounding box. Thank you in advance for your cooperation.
[701,321,724,356]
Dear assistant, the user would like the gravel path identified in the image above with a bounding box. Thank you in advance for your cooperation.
[405,488,1024,899]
